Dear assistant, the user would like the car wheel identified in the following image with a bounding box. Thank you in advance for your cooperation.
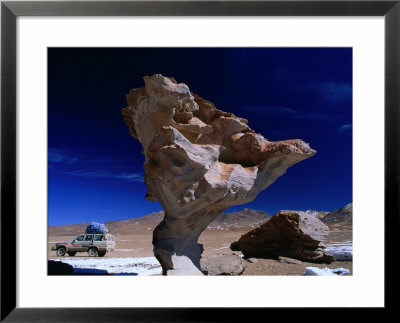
[88,248,98,257]
[56,247,66,257]
[67,252,76,256]
[98,251,106,257]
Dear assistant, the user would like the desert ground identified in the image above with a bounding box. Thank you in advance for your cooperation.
[48,222,352,275]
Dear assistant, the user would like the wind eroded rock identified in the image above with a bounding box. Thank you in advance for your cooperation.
[122,74,316,275]
[231,210,335,263]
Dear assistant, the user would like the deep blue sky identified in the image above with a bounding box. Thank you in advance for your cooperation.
[48,48,352,226]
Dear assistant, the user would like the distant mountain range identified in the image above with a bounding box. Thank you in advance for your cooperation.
[207,208,271,231]
[321,203,353,223]
[48,204,352,236]
[302,203,352,223]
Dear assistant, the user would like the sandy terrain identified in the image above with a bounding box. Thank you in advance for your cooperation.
[48,222,352,275]
[48,230,245,259]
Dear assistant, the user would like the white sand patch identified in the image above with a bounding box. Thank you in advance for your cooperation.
[211,244,230,251]
[303,267,351,276]
[326,243,352,247]
[325,245,353,261]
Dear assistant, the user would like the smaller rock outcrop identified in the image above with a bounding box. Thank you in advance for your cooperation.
[230,210,335,263]
[278,256,303,265]
[200,255,247,275]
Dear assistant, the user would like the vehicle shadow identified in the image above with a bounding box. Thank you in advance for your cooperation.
[48,260,138,276]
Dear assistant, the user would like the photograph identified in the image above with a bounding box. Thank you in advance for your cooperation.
[47,47,353,277]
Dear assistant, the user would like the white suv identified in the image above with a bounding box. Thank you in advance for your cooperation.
[51,233,115,257]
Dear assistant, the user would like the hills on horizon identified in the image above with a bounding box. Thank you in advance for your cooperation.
[48,203,352,236]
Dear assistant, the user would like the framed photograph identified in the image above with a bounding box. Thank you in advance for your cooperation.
[1,0,397,320]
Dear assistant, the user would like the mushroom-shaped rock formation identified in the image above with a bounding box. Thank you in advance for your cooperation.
[230,210,335,263]
[121,74,316,275]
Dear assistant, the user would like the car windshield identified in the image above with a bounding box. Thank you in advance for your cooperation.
[75,235,84,241]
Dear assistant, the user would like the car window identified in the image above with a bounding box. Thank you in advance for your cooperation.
[76,235,84,241]
[94,235,104,241]
[84,235,93,241]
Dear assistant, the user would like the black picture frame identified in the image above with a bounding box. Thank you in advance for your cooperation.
[1,0,397,321]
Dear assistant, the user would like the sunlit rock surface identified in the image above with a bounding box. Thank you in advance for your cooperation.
[231,210,335,263]
[122,74,316,275]
[200,255,247,276]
